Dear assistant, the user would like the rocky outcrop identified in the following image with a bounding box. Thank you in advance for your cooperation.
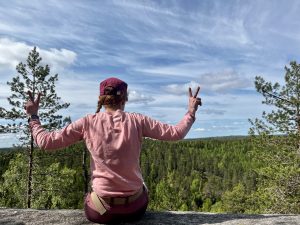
[0,208,299,225]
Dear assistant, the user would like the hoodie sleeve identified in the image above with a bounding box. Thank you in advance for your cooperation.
[29,117,86,151]
[140,112,195,141]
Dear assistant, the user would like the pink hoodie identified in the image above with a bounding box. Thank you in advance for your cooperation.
[30,110,195,197]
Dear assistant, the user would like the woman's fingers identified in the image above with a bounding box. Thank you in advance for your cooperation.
[194,86,200,98]
[188,86,202,114]
[27,91,34,102]
[27,91,42,105]
[189,87,192,97]
[35,93,42,105]
[188,86,201,98]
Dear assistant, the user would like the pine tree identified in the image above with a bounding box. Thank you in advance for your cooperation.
[0,47,70,208]
[249,61,300,136]
[249,61,300,213]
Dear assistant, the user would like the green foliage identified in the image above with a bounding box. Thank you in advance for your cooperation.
[249,61,300,135]
[190,178,203,210]
[1,138,257,211]
[249,60,300,214]
[0,149,19,182]
[248,135,300,213]
[0,153,28,208]
[141,138,257,212]
[0,142,86,209]
[0,136,298,213]
[221,183,248,213]
[31,163,77,209]
[210,201,223,213]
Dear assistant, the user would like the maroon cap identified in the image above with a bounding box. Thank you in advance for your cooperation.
[100,77,128,96]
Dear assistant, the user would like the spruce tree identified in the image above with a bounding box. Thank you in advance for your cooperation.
[0,47,70,208]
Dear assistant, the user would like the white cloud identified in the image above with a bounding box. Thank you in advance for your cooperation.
[128,90,155,104]
[112,0,178,17]
[0,38,27,69]
[201,109,226,115]
[0,38,76,71]
[152,37,195,48]
[200,70,251,93]
[194,128,205,132]
[39,48,77,71]
[163,70,251,96]
[163,81,201,96]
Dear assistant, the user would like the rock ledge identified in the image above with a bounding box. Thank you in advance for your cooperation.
[0,208,299,225]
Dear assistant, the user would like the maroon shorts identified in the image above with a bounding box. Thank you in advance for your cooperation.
[84,188,149,224]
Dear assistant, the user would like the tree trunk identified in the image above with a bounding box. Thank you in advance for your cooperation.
[27,134,34,208]
[297,115,300,153]
[82,147,89,195]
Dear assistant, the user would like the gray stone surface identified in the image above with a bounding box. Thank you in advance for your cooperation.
[0,208,299,225]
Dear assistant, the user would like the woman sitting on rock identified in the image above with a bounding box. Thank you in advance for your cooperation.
[25,77,202,224]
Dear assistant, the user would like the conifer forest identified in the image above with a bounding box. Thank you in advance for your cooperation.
[0,136,299,214]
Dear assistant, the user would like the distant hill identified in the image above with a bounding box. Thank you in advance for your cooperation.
[0,147,14,152]
[187,135,249,141]
[0,147,23,152]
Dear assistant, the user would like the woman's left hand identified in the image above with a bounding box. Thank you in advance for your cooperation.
[25,91,42,116]
[188,86,202,115]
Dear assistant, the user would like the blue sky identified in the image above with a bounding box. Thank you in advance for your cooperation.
[1,0,300,147]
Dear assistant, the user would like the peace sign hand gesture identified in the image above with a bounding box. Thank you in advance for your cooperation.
[188,86,202,115]
[25,91,42,116]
